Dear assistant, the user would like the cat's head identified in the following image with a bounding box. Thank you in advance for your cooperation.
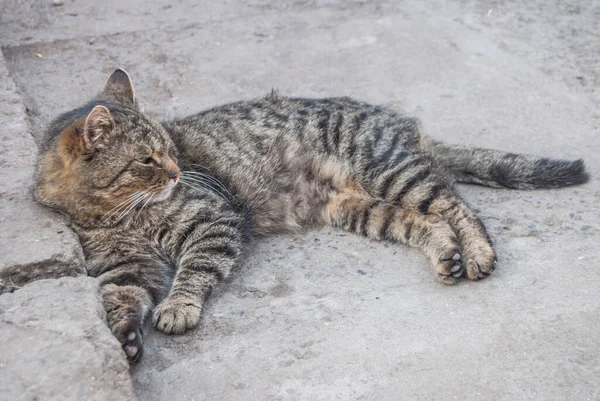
[35,69,180,227]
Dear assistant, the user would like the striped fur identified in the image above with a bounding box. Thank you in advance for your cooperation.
[421,137,589,189]
[27,70,588,362]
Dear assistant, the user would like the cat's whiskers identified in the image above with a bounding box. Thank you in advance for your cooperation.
[102,191,148,224]
[181,171,232,198]
[179,175,230,203]
[113,191,151,225]
[136,191,156,219]
[178,179,229,204]
[180,178,228,203]
[178,177,225,201]
[186,165,229,190]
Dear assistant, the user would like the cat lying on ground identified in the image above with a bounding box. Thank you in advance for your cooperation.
[1,69,588,362]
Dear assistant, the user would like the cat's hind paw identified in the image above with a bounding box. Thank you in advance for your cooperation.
[463,242,497,280]
[436,251,463,285]
[152,297,201,335]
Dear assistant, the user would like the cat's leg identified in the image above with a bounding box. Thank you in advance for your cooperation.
[97,260,165,362]
[100,284,152,363]
[153,213,249,335]
[422,192,496,280]
[332,109,496,280]
[323,191,463,284]
[371,162,496,280]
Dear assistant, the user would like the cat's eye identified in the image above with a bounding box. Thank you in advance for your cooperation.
[142,156,158,166]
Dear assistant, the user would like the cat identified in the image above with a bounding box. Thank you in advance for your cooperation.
[5,69,589,362]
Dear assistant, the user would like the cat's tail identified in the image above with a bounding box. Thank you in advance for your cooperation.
[422,137,589,189]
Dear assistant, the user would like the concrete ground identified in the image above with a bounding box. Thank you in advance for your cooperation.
[1,0,599,400]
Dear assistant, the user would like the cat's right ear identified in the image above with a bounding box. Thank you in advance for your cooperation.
[100,69,137,106]
[55,106,114,165]
[81,105,114,154]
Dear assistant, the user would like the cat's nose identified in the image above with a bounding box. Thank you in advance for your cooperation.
[166,160,180,181]
[168,169,180,181]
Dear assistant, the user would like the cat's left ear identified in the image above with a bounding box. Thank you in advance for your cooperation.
[101,68,137,106]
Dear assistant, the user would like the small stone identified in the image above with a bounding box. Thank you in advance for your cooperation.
[52,0,64,6]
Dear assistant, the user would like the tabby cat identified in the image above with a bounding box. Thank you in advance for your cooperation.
[20,70,595,361]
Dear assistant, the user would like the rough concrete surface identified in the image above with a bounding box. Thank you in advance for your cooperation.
[0,48,84,279]
[0,0,599,400]
[0,277,136,401]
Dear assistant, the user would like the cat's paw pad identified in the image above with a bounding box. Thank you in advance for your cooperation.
[111,320,144,363]
[436,251,463,285]
[152,298,201,335]
[464,245,496,280]
[122,328,144,363]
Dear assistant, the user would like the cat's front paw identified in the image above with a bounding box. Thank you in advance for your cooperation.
[152,297,201,335]
[109,314,145,363]
[101,284,151,363]
[122,327,144,363]
[110,318,144,363]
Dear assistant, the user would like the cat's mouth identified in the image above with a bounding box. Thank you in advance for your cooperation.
[149,179,178,204]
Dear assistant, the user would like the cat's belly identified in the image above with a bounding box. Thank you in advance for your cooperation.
[248,171,331,235]
[228,154,363,236]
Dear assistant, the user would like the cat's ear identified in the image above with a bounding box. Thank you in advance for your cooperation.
[101,68,136,106]
[81,105,114,153]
